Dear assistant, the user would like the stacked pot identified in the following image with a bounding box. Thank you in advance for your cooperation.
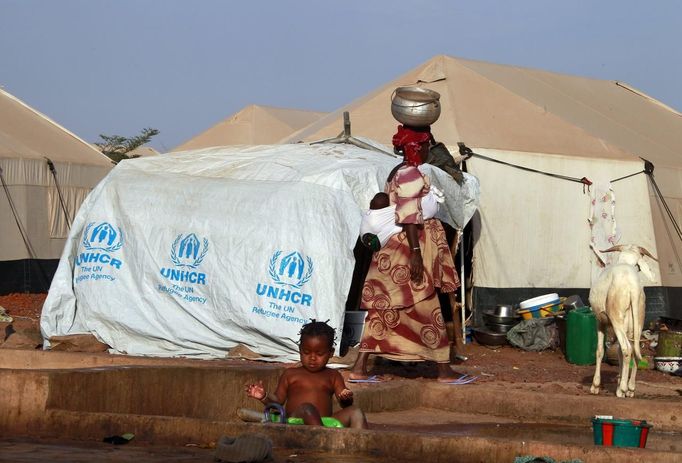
[473,304,521,346]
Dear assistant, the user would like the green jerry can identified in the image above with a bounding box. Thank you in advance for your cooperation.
[565,307,598,365]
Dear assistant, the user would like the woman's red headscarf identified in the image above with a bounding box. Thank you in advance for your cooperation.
[392,125,431,166]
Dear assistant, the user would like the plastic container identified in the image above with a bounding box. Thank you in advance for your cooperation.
[341,311,367,349]
[565,307,597,365]
[592,417,652,448]
[519,293,559,309]
[654,356,682,373]
[655,330,682,358]
[517,303,559,320]
[287,416,344,428]
[518,293,561,319]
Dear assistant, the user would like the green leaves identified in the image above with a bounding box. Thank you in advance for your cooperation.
[95,127,160,163]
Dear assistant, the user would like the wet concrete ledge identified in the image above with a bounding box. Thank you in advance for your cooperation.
[33,410,682,463]
[2,360,681,435]
[421,383,682,432]
[0,348,249,369]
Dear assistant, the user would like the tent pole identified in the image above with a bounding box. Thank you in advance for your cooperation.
[309,112,398,158]
[460,231,466,344]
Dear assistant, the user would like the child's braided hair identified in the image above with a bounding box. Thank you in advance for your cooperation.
[299,319,336,351]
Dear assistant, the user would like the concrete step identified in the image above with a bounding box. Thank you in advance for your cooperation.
[368,407,682,453]
[27,409,682,463]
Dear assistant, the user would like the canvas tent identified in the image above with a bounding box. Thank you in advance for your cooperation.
[0,87,113,294]
[172,105,326,151]
[282,54,682,320]
[41,143,479,359]
[127,146,160,157]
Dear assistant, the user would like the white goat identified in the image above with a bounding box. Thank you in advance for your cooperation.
[589,244,657,398]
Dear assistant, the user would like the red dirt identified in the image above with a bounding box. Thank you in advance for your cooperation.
[1,293,680,396]
[0,293,46,320]
[358,342,680,388]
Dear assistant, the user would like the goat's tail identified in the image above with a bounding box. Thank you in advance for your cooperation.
[631,289,644,361]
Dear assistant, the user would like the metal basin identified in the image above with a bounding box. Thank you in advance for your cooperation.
[483,311,520,325]
[391,86,441,127]
[485,321,517,334]
[473,327,508,346]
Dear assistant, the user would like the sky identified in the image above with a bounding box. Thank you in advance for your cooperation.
[1,0,680,153]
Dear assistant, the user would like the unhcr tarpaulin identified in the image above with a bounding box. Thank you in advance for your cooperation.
[41,143,479,360]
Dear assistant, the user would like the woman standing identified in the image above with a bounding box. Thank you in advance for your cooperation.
[350,126,460,381]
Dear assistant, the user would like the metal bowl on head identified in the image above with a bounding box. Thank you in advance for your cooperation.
[391,86,441,127]
[493,304,516,318]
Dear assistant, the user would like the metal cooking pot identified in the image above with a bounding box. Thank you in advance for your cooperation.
[473,327,508,346]
[493,304,516,318]
[483,311,520,325]
[391,86,441,127]
[486,321,516,334]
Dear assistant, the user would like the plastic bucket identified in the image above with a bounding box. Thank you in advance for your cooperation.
[520,293,559,310]
[517,302,561,320]
[655,330,682,358]
[592,417,652,448]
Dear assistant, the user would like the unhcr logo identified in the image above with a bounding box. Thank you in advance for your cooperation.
[160,233,208,285]
[170,233,209,269]
[255,250,314,307]
[82,222,123,253]
[75,222,124,270]
[268,251,313,289]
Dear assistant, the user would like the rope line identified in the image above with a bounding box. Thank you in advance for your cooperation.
[610,170,645,183]
[648,174,682,243]
[459,144,681,246]
[467,151,593,186]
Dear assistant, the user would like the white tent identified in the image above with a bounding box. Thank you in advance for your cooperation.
[41,143,479,359]
[127,146,160,157]
[0,87,112,294]
[282,55,682,321]
[172,105,326,151]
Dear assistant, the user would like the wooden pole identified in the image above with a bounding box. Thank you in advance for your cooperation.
[447,229,465,358]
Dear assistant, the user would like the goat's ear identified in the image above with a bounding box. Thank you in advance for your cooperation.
[600,245,624,253]
[638,246,658,262]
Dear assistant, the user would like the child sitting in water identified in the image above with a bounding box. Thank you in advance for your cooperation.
[360,186,443,251]
[245,320,368,429]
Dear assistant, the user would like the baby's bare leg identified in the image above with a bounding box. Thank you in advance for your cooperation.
[333,405,368,429]
[291,403,323,426]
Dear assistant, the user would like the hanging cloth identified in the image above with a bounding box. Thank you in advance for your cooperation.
[588,181,621,284]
